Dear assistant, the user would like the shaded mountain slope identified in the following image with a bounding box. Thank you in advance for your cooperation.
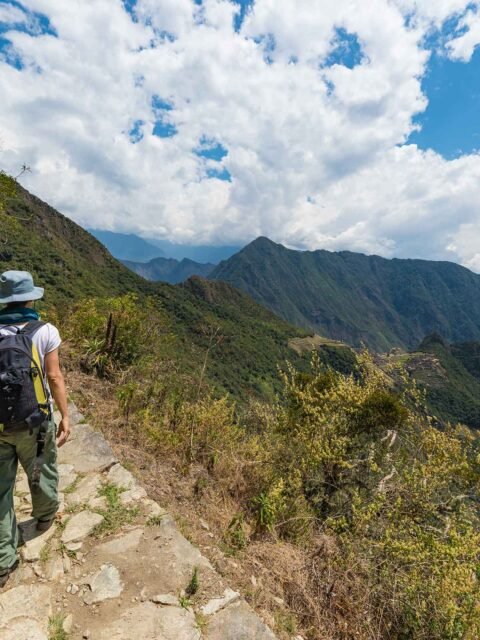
[416,334,480,428]
[2,185,152,306]
[376,334,480,428]
[1,182,308,400]
[123,256,215,284]
[211,237,480,351]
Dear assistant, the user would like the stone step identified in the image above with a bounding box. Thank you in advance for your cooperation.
[2,402,278,640]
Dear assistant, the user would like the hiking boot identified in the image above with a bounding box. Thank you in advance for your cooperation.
[36,517,55,532]
[0,560,19,589]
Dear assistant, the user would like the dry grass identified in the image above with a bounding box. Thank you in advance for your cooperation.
[62,348,375,640]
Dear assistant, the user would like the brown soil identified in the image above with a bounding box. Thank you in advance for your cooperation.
[62,349,318,640]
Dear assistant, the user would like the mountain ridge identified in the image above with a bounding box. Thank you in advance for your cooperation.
[211,236,480,351]
[88,229,165,262]
[123,256,215,284]
[1,182,308,400]
[90,228,241,264]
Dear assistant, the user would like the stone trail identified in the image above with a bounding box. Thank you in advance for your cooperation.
[0,404,277,640]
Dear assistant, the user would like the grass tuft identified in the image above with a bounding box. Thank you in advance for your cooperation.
[146,513,166,527]
[179,595,192,610]
[48,614,68,640]
[185,567,199,597]
[93,482,139,536]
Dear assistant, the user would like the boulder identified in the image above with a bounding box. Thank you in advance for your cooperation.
[207,600,277,640]
[83,564,123,605]
[58,425,116,473]
[61,511,103,544]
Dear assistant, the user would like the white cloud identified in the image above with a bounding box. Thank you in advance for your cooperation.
[395,0,476,25]
[0,5,28,24]
[448,223,480,271]
[0,0,480,270]
[446,6,480,61]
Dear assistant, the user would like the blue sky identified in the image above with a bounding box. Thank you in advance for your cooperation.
[1,1,480,270]
[409,48,480,158]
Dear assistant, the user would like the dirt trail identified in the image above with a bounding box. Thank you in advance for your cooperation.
[0,404,277,640]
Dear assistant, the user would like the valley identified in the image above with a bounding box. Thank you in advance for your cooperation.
[3,178,480,639]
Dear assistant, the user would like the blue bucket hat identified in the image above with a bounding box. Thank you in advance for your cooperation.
[0,271,44,304]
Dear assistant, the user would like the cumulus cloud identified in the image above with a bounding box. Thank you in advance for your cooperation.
[446,5,480,61]
[0,0,480,270]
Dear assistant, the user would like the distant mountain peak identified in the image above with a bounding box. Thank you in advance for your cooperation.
[210,239,480,351]
[122,256,215,284]
[247,236,281,249]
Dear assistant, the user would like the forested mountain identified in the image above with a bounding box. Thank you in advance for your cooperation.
[123,256,215,283]
[4,179,480,638]
[1,181,308,399]
[415,334,480,428]
[211,236,480,351]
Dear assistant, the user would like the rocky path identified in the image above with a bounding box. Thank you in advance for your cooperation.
[0,405,277,640]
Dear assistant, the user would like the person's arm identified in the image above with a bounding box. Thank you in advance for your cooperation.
[44,348,70,447]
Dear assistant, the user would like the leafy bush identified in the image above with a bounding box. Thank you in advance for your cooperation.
[247,354,480,638]
[66,294,173,377]
[66,298,480,638]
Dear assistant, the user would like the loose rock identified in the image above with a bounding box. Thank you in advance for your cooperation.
[150,593,180,606]
[201,588,241,616]
[97,602,201,640]
[61,511,103,544]
[58,426,117,473]
[96,528,144,556]
[19,521,56,562]
[63,613,74,633]
[0,584,52,636]
[107,464,135,490]
[207,600,277,640]
[83,564,123,605]
[119,485,147,505]
[66,475,101,507]
[58,471,78,492]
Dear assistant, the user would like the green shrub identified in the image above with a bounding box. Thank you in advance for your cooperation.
[66,294,173,378]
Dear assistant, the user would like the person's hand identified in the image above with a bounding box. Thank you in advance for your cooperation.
[56,419,71,447]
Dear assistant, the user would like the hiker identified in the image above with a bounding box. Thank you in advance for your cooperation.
[0,271,70,587]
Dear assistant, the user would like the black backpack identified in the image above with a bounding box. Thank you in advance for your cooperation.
[0,321,51,432]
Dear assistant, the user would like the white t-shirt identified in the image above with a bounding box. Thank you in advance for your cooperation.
[0,323,62,405]
[0,323,61,369]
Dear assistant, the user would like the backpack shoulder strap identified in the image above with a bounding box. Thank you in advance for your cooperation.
[17,321,46,336]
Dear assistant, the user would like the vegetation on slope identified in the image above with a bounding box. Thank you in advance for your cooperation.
[211,237,480,351]
[65,301,480,640]
[0,178,312,401]
[415,334,480,428]
[376,334,480,429]
[1,179,151,306]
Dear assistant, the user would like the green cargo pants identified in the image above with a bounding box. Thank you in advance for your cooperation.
[0,418,59,572]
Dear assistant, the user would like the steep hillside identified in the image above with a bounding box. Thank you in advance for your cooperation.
[1,181,308,399]
[123,256,215,283]
[2,184,152,306]
[416,334,480,428]
[377,334,480,428]
[155,277,310,398]
[211,237,480,351]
